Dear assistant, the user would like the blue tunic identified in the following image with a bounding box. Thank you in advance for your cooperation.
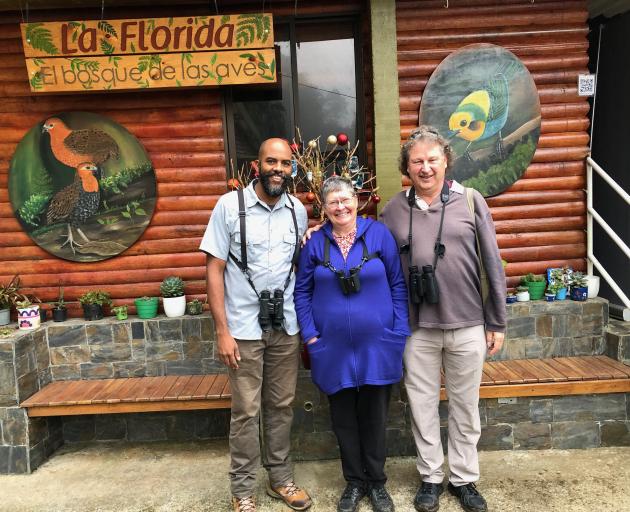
[294,217,410,395]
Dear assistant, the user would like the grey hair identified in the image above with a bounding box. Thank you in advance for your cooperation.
[399,125,452,177]
[320,175,356,205]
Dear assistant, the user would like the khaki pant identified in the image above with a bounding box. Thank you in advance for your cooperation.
[404,325,486,486]
[228,330,300,498]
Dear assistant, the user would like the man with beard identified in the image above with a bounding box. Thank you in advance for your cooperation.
[200,138,311,512]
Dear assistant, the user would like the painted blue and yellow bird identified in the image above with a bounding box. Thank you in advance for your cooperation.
[448,72,510,160]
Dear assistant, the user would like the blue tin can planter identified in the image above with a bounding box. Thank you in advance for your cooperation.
[571,286,588,301]
[506,295,517,304]
[555,288,567,300]
[545,293,556,302]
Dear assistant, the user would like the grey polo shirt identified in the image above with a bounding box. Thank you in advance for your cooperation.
[199,182,308,340]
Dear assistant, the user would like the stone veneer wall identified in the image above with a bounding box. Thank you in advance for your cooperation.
[2,298,629,474]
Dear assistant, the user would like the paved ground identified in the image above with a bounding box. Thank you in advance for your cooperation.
[1,441,629,511]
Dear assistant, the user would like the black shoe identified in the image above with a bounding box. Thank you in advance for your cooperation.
[413,482,443,512]
[337,483,366,512]
[447,482,488,512]
[368,484,395,512]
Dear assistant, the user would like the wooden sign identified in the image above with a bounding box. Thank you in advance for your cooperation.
[20,14,276,92]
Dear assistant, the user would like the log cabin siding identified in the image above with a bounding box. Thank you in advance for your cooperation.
[396,0,590,287]
[0,1,367,315]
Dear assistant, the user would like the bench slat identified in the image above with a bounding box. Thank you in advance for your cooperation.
[581,356,618,379]
[91,379,129,404]
[178,375,206,400]
[565,357,606,380]
[507,360,540,383]
[594,356,630,378]
[149,375,180,402]
[493,361,525,384]
[192,374,219,399]
[164,376,193,400]
[119,378,148,402]
[482,363,509,385]
[546,358,583,380]
[534,359,570,382]
[208,374,228,398]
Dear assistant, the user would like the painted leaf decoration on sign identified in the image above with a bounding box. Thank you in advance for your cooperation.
[25,23,59,55]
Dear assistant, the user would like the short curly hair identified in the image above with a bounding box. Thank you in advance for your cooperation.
[399,125,452,177]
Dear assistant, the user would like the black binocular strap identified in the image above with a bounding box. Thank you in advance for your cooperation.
[406,181,450,270]
[228,187,300,297]
[320,235,379,276]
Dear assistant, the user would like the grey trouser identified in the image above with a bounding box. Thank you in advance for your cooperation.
[404,325,486,486]
[228,330,300,498]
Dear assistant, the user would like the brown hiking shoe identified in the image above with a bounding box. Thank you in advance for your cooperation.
[267,481,312,510]
[232,496,256,512]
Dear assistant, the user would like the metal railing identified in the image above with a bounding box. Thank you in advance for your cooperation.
[586,156,630,319]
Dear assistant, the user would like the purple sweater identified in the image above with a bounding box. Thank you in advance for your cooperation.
[380,184,506,332]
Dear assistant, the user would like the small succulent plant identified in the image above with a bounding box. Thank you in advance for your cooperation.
[160,276,185,298]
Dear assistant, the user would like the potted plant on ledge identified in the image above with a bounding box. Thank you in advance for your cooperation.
[521,273,546,301]
[160,276,186,318]
[186,298,204,315]
[111,304,128,320]
[16,298,41,330]
[78,290,112,321]
[51,287,68,322]
[134,296,158,319]
[0,275,29,326]
[570,272,589,301]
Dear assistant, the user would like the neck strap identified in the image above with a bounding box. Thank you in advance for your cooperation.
[229,187,299,296]
[407,181,450,270]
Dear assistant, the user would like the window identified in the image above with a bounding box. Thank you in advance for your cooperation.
[225,17,364,175]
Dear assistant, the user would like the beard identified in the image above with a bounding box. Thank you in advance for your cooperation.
[259,171,290,197]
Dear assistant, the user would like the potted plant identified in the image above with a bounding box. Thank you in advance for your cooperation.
[134,296,158,319]
[0,275,29,326]
[544,285,556,302]
[521,273,546,300]
[160,276,186,317]
[186,298,204,315]
[515,285,530,302]
[78,290,112,320]
[51,286,68,322]
[570,272,589,301]
[16,298,41,330]
[111,305,128,320]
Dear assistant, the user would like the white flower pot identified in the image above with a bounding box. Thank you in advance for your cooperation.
[0,308,9,326]
[17,305,40,330]
[163,295,186,317]
[586,275,600,298]
[516,291,530,302]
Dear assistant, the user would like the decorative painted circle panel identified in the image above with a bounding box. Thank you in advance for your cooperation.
[9,112,156,262]
[419,43,541,197]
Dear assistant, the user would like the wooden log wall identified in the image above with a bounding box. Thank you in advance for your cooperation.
[396,0,591,288]
[0,1,367,316]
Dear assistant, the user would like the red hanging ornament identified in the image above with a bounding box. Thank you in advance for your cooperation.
[306,192,316,203]
[227,178,240,190]
[372,194,381,204]
[336,132,349,146]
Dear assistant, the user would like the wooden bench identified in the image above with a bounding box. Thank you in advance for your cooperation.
[21,374,231,417]
[19,356,630,417]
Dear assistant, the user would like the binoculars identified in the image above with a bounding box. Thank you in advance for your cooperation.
[335,268,361,295]
[408,265,439,305]
[258,289,285,332]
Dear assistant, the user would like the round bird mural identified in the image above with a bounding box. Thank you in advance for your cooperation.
[9,112,157,262]
[419,44,541,197]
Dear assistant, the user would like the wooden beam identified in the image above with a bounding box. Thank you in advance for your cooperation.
[370,0,402,213]
[26,398,232,417]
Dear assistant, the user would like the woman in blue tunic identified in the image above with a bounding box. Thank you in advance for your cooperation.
[295,176,410,512]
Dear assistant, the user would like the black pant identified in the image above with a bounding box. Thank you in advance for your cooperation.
[328,384,392,488]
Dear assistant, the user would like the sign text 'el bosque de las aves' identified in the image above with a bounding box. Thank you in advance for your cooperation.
[21,14,276,92]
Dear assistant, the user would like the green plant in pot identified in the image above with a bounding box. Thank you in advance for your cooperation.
[0,275,29,326]
[51,286,68,322]
[134,296,158,319]
[160,276,186,318]
[78,290,112,321]
[570,271,589,301]
[521,273,546,300]
[16,298,41,330]
[186,298,204,315]
[111,304,128,320]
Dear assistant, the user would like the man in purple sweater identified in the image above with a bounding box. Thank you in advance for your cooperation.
[380,126,506,512]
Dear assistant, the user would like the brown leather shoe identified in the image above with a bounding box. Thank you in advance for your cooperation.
[232,496,256,512]
[267,481,312,510]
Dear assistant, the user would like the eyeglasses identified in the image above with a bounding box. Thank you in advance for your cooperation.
[325,197,355,208]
